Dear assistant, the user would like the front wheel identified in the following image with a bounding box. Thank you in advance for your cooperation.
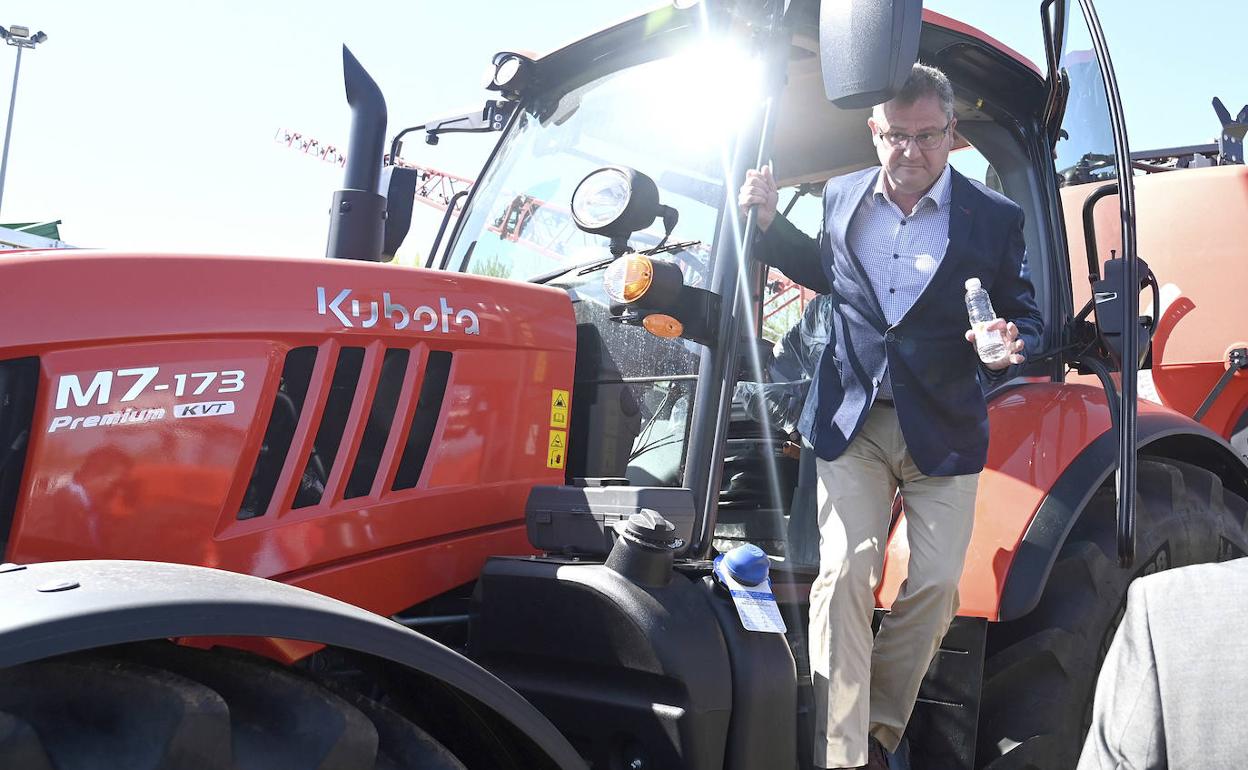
[976,457,1248,769]
[0,641,467,770]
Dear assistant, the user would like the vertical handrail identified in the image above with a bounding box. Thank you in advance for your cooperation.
[1078,0,1139,568]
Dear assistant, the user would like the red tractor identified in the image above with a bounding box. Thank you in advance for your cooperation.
[2,1,1246,768]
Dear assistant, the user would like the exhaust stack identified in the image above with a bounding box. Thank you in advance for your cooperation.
[325,46,387,261]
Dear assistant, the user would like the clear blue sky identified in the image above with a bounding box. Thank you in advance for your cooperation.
[0,1,1238,259]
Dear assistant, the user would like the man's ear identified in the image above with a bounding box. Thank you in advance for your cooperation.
[867,116,879,139]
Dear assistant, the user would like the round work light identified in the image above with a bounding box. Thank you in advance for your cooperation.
[570,167,662,239]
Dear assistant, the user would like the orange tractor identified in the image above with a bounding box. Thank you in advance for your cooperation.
[2,1,1246,768]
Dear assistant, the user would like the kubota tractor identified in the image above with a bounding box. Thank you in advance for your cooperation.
[2,1,1247,768]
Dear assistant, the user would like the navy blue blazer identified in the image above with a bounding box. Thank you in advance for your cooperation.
[754,166,1043,476]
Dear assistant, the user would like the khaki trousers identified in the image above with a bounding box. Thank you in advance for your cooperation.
[809,404,978,768]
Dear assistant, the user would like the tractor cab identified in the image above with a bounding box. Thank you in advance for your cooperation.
[435,0,1131,566]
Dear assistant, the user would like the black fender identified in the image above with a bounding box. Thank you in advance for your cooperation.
[0,558,587,770]
[998,411,1248,621]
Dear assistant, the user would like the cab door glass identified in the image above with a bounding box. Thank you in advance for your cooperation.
[946,143,1003,195]
[1052,6,1118,186]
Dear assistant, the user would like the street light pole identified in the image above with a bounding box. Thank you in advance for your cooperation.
[0,44,23,215]
[0,25,48,217]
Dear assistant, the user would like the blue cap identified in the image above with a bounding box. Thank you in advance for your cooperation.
[719,544,770,586]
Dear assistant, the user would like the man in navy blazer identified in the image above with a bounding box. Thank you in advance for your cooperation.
[740,64,1042,769]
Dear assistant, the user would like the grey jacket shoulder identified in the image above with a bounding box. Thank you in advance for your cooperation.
[1135,557,1248,613]
[1079,558,1248,769]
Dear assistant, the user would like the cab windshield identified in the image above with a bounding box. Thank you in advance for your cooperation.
[447,46,755,281]
[447,45,760,486]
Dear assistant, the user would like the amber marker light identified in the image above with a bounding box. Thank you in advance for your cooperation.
[642,314,684,339]
[603,254,655,304]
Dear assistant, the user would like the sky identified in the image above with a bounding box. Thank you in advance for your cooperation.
[0,1,1240,261]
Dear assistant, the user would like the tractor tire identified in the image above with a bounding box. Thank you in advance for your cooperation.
[975,457,1248,769]
[0,641,467,770]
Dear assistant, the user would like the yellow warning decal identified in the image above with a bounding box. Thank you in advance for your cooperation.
[550,389,570,428]
[547,429,567,469]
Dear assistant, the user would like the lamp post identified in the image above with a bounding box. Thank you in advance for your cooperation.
[0,25,48,216]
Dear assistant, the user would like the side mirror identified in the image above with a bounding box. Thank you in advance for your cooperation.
[381,165,418,260]
[820,0,923,109]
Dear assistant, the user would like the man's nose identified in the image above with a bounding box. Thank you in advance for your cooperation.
[901,140,923,160]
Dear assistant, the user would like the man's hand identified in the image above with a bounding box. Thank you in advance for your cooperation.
[965,319,1026,371]
[738,163,779,232]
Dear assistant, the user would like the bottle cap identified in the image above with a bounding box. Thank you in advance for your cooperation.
[718,543,770,586]
[616,509,683,550]
[965,277,981,291]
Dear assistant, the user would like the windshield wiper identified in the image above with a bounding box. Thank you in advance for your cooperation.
[529,256,616,285]
[528,240,703,285]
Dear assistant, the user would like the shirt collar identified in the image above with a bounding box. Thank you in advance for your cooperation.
[872,164,952,213]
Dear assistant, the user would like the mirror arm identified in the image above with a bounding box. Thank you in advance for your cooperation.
[389,101,517,160]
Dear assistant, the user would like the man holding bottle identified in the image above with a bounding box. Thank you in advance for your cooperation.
[738,64,1043,769]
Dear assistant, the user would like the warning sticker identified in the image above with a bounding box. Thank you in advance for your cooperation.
[547,429,567,469]
[550,389,570,428]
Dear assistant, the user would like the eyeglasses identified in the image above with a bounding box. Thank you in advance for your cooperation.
[875,121,952,151]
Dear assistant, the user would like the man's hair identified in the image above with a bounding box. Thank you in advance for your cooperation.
[886,63,955,121]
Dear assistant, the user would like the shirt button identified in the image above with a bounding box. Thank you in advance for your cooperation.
[893,253,900,260]
[899,221,907,226]
[889,288,896,294]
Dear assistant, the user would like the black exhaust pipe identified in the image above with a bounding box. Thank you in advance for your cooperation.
[326,46,387,261]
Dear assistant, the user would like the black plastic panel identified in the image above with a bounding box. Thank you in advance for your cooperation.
[525,485,696,556]
[905,616,986,770]
[392,351,452,491]
[238,347,317,519]
[294,347,365,509]
[0,358,38,555]
[345,348,410,499]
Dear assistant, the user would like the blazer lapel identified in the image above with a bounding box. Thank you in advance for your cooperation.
[896,167,975,325]
[830,170,889,332]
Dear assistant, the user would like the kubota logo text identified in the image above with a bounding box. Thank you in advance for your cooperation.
[317,287,481,335]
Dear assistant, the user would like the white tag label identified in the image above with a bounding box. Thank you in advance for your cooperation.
[728,584,787,633]
[717,565,786,634]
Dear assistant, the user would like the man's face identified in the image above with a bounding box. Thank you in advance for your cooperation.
[868,94,955,197]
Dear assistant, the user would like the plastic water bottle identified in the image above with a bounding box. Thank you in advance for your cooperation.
[965,278,1008,364]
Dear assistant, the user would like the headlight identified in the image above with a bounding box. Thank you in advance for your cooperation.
[570,166,662,238]
[486,51,534,99]
[571,168,631,230]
